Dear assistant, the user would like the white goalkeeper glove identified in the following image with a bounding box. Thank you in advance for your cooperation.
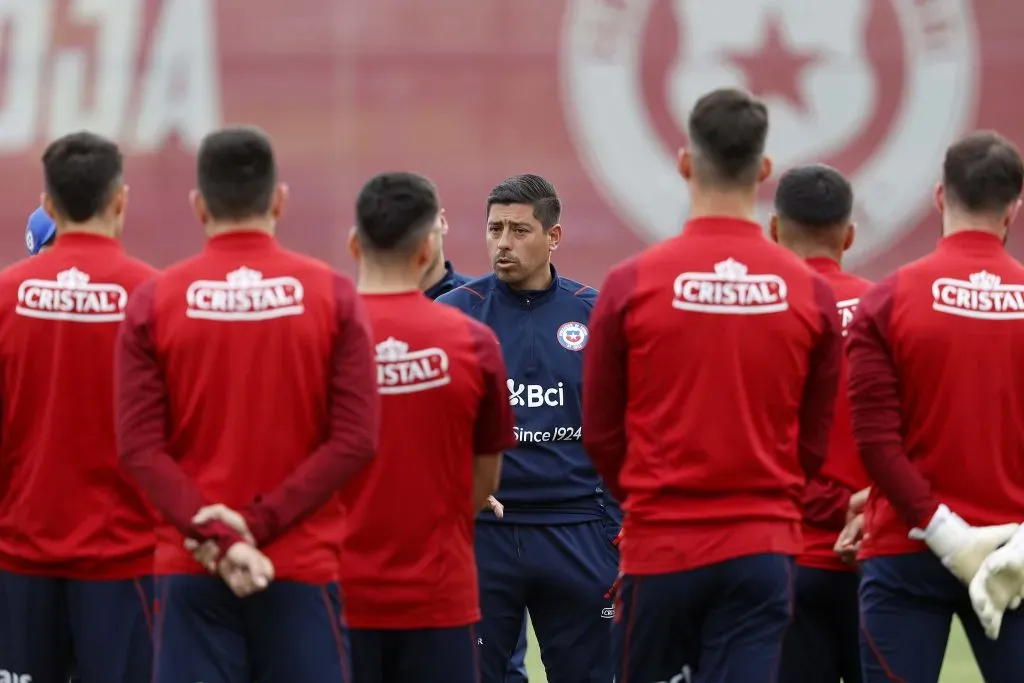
[908,504,1020,585]
[969,527,1024,640]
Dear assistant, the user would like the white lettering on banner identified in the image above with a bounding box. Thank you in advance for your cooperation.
[931,271,1024,320]
[0,0,221,153]
[16,267,128,322]
[375,337,451,395]
[672,258,788,315]
[836,297,860,337]
[185,267,304,321]
[507,379,565,408]
[0,670,33,683]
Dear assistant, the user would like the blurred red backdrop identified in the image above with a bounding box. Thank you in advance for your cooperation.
[0,0,1019,284]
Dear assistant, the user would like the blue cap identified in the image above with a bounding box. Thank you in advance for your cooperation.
[25,207,56,256]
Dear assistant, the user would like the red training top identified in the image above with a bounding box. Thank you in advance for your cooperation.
[115,231,379,583]
[848,230,1024,559]
[797,257,872,572]
[339,291,515,629]
[0,233,157,579]
[583,217,842,575]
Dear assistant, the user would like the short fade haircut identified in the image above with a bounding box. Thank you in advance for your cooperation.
[42,131,123,222]
[943,131,1024,215]
[196,127,277,221]
[486,174,561,230]
[774,164,854,230]
[687,88,769,187]
[355,172,440,254]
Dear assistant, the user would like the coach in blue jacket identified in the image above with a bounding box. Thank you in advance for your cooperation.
[439,174,621,683]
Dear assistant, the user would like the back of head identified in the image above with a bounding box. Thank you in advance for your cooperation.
[687,88,769,189]
[774,164,853,236]
[197,127,277,221]
[942,131,1024,217]
[486,174,561,230]
[42,131,123,223]
[355,172,440,259]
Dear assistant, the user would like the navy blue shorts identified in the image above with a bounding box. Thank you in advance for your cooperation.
[351,625,479,683]
[617,554,793,683]
[0,571,153,683]
[475,520,618,683]
[779,566,861,683]
[860,552,1024,683]
[153,575,349,683]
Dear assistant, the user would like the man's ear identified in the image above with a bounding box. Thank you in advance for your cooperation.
[677,148,692,181]
[189,190,209,224]
[42,194,58,222]
[547,224,562,252]
[1005,198,1022,229]
[110,184,128,218]
[270,183,289,220]
[347,227,361,262]
[758,156,772,183]
[843,223,856,252]
[769,214,779,243]
[934,182,945,215]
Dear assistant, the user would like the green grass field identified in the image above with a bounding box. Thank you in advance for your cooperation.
[522,617,982,682]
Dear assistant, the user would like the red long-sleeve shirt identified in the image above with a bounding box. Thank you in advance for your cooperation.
[0,233,157,579]
[340,291,516,629]
[848,230,1024,559]
[797,257,872,572]
[583,217,842,575]
[115,230,379,583]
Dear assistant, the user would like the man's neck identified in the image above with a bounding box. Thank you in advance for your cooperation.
[784,242,843,266]
[58,220,118,239]
[942,212,1007,241]
[419,257,448,293]
[688,186,759,223]
[359,266,422,295]
[205,220,275,238]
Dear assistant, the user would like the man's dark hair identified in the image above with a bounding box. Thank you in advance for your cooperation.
[42,132,123,222]
[687,88,769,187]
[196,127,278,221]
[774,164,853,230]
[943,131,1024,214]
[486,174,561,230]
[355,172,440,254]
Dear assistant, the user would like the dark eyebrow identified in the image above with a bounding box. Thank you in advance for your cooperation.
[488,220,531,229]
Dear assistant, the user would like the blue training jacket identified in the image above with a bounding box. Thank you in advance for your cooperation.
[425,260,473,301]
[438,265,621,525]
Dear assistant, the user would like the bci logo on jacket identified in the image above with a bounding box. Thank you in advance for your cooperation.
[507,379,565,408]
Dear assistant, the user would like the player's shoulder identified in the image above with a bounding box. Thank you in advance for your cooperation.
[436,274,494,310]
[0,254,39,285]
[555,271,598,309]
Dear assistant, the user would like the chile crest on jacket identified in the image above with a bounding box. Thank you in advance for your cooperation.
[186,266,305,321]
[672,258,789,315]
[376,336,451,395]
[16,267,128,322]
[931,270,1024,320]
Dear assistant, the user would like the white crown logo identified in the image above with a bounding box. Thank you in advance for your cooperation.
[713,258,748,280]
[969,270,1001,290]
[55,267,90,287]
[375,337,410,361]
[225,266,263,287]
